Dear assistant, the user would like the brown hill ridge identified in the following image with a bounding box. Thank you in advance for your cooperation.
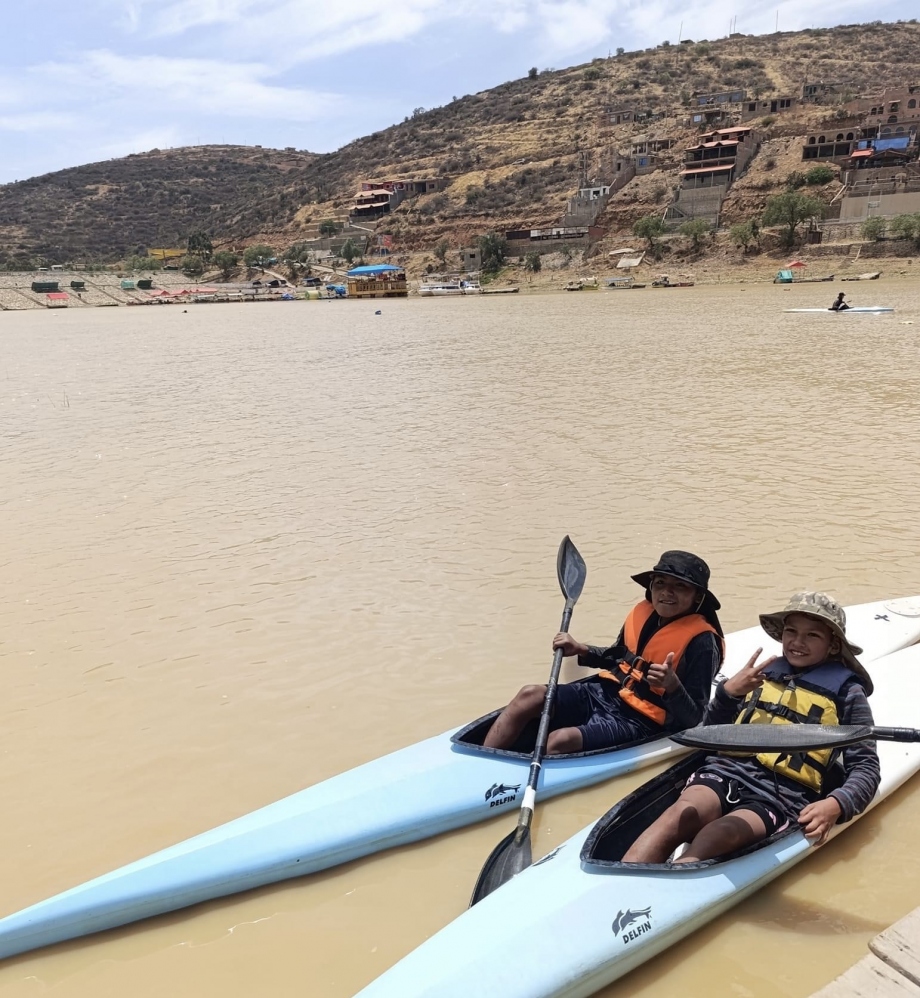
[1,19,920,266]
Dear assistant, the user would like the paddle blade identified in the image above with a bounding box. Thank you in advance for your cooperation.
[469,828,532,907]
[672,723,876,753]
[557,536,587,604]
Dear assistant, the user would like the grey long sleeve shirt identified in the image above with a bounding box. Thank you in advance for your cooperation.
[702,678,881,823]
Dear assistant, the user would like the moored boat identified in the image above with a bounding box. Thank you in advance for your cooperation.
[418,278,481,296]
[604,277,646,290]
[0,598,916,960]
[355,640,920,998]
[651,275,694,288]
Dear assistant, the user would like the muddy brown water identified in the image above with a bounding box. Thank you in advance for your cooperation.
[1,280,920,997]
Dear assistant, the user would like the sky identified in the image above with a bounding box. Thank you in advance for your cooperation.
[0,0,915,184]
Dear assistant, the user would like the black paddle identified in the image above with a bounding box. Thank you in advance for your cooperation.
[672,723,920,753]
[469,535,587,906]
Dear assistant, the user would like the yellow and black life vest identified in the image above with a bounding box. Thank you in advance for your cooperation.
[598,600,723,726]
[735,659,858,792]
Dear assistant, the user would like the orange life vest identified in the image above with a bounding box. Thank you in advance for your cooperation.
[598,600,722,725]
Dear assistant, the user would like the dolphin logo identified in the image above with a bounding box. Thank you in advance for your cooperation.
[484,782,521,801]
[611,907,652,935]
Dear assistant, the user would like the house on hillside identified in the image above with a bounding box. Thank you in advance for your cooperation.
[361,177,448,195]
[600,108,650,127]
[802,129,860,161]
[844,133,917,171]
[692,89,745,106]
[740,96,797,121]
[802,80,857,104]
[843,86,920,128]
[351,187,402,219]
[679,126,759,189]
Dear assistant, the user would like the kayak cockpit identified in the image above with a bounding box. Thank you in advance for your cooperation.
[450,678,666,761]
[580,754,797,871]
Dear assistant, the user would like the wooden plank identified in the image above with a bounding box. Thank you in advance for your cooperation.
[812,954,920,997]
[872,910,920,986]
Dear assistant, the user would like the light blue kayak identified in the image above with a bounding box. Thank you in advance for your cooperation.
[356,642,920,998]
[0,597,918,960]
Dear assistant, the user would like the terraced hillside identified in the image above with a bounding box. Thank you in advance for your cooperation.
[1,19,919,264]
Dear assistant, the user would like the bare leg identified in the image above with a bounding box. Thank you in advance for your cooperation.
[672,808,767,864]
[623,785,723,864]
[547,727,584,754]
[483,685,546,749]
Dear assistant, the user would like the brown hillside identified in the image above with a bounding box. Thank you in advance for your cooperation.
[2,19,919,265]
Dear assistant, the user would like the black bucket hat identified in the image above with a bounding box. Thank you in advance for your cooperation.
[632,550,722,632]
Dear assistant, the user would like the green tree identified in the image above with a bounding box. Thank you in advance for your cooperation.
[318,219,340,237]
[861,217,886,242]
[243,244,275,271]
[187,231,213,262]
[523,251,542,276]
[633,215,666,251]
[213,250,240,279]
[340,238,362,265]
[679,218,710,250]
[126,254,162,272]
[528,67,538,79]
[285,241,313,279]
[479,232,507,274]
[762,191,825,248]
[180,254,205,277]
[889,213,920,244]
[434,238,450,265]
[729,220,758,252]
[805,165,835,185]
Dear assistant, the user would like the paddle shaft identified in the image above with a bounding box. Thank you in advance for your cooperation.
[512,602,574,844]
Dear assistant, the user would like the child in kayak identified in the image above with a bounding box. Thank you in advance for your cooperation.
[623,591,880,863]
[483,551,725,754]
[830,292,850,311]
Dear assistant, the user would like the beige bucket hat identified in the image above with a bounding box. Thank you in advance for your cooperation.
[759,591,873,694]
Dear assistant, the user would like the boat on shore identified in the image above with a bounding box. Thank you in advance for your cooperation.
[774,269,835,284]
[481,286,519,294]
[841,272,882,281]
[563,277,600,291]
[0,598,916,960]
[355,639,920,998]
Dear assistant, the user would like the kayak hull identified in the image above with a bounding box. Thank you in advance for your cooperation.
[784,306,894,313]
[0,597,918,959]
[356,642,920,998]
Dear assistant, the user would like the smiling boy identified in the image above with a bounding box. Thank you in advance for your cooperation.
[622,592,880,864]
[483,551,725,754]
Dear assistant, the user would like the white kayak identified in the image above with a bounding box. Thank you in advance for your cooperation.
[0,598,918,960]
[356,640,920,998]
[784,306,894,313]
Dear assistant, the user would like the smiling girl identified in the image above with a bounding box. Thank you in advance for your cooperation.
[623,592,881,864]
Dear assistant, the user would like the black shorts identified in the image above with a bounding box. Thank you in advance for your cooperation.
[552,679,653,752]
[684,768,790,836]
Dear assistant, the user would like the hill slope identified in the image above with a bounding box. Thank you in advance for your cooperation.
[1,19,919,265]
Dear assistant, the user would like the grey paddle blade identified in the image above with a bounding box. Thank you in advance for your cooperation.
[557,535,587,605]
[470,828,532,907]
[672,723,876,753]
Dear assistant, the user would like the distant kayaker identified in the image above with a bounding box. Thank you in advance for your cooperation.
[483,551,725,754]
[830,292,849,311]
[622,591,880,864]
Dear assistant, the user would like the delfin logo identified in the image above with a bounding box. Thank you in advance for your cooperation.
[484,782,521,801]
[611,907,652,935]
[875,613,890,621]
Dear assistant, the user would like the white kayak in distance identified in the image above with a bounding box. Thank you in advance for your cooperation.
[0,598,918,960]
[356,640,920,998]
[784,306,894,313]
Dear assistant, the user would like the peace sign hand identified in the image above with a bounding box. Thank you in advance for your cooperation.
[723,648,776,699]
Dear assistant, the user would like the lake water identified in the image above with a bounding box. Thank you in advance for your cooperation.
[2,281,920,997]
